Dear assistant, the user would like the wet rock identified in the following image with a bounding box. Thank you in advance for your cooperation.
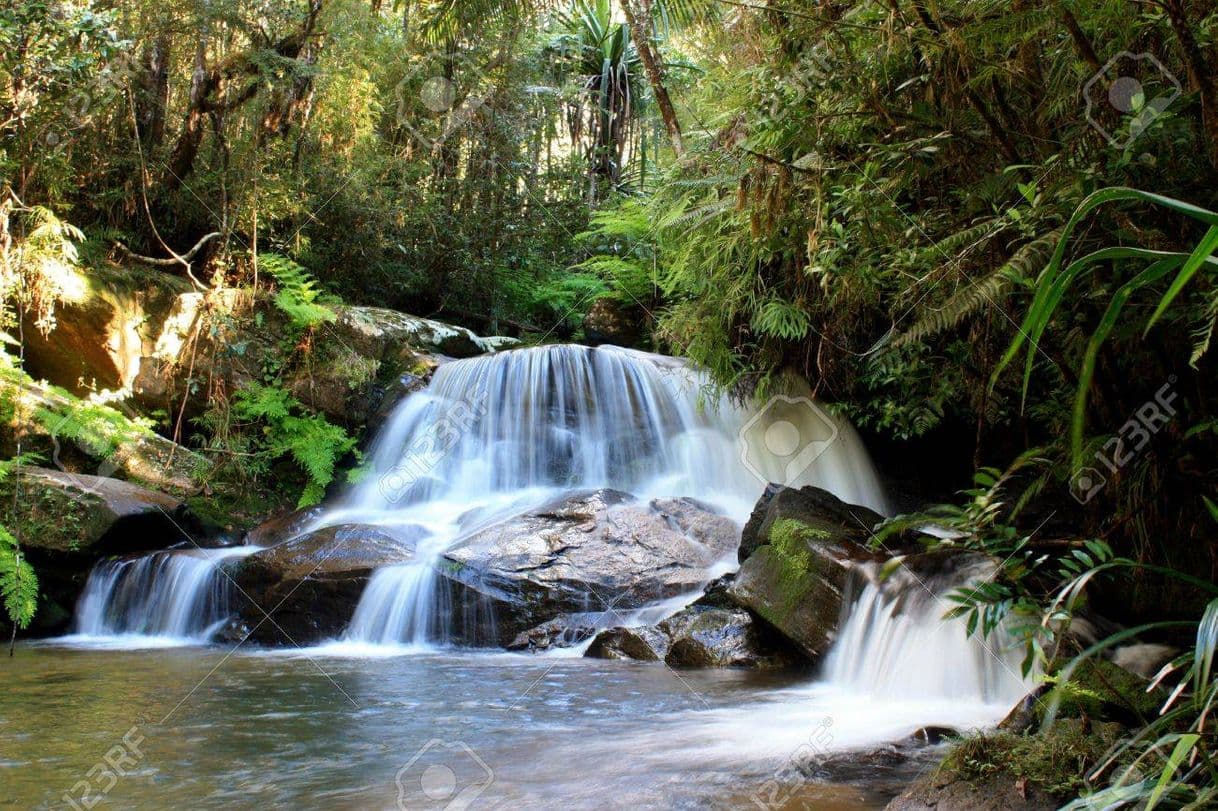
[661,605,797,669]
[5,467,207,634]
[506,613,608,652]
[234,522,422,644]
[586,605,799,669]
[738,484,884,562]
[243,505,326,547]
[728,485,885,660]
[439,489,739,646]
[586,625,671,661]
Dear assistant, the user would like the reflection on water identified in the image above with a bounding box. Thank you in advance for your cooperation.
[2,644,943,810]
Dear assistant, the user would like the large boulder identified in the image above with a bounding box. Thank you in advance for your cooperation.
[20,262,191,395]
[4,467,207,633]
[438,489,739,646]
[131,292,503,429]
[233,522,421,644]
[0,376,206,494]
[727,485,884,660]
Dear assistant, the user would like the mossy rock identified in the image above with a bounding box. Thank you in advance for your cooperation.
[888,719,1124,810]
[1036,657,1165,726]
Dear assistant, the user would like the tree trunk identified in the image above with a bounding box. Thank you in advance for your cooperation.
[619,0,685,158]
[1163,0,1218,170]
[136,35,171,153]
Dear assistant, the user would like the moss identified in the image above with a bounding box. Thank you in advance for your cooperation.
[941,719,1123,799]
[0,474,108,552]
[765,519,831,614]
[1037,657,1163,725]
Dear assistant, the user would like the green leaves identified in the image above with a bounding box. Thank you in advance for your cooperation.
[259,253,338,332]
[234,382,358,508]
[994,189,1218,466]
[0,524,37,630]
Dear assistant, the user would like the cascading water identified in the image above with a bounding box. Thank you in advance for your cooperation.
[823,564,1030,704]
[68,547,260,644]
[315,344,888,648]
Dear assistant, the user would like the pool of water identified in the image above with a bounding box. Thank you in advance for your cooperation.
[0,640,978,810]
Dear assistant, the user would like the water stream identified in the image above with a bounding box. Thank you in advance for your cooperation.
[17,343,1036,808]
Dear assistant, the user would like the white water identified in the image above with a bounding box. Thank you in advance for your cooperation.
[318,344,887,647]
[63,547,261,647]
[635,565,1032,766]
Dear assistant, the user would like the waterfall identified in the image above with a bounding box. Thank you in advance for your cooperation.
[823,561,1030,705]
[317,344,888,648]
[71,547,261,643]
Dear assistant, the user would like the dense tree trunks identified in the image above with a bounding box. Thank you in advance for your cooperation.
[1162,0,1218,169]
[163,0,323,189]
[619,0,685,158]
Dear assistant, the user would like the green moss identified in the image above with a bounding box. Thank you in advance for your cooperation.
[0,474,108,552]
[765,519,832,614]
[1038,658,1163,724]
[941,719,1122,799]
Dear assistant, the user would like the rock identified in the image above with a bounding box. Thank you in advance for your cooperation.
[739,484,884,562]
[438,489,739,646]
[886,719,1123,811]
[234,522,421,644]
[364,371,433,437]
[505,613,608,652]
[660,605,797,669]
[1109,642,1177,679]
[586,604,799,668]
[727,485,885,660]
[132,292,499,429]
[20,262,191,394]
[586,625,671,661]
[243,505,326,547]
[0,376,206,494]
[4,467,207,634]
[583,298,645,347]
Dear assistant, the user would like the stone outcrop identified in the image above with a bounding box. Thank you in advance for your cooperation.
[727,485,884,660]
[5,467,207,632]
[233,522,422,644]
[437,489,739,646]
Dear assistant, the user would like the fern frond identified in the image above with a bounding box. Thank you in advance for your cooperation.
[894,229,1059,348]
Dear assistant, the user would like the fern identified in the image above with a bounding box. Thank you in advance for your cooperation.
[751,298,810,340]
[259,253,338,331]
[234,382,357,508]
[893,230,1059,348]
[0,524,37,630]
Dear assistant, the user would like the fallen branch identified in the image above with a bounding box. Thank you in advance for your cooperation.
[114,232,221,288]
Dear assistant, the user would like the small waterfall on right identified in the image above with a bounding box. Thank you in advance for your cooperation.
[823,565,1030,705]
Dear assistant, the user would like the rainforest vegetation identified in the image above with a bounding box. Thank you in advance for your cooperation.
[3,0,1218,807]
